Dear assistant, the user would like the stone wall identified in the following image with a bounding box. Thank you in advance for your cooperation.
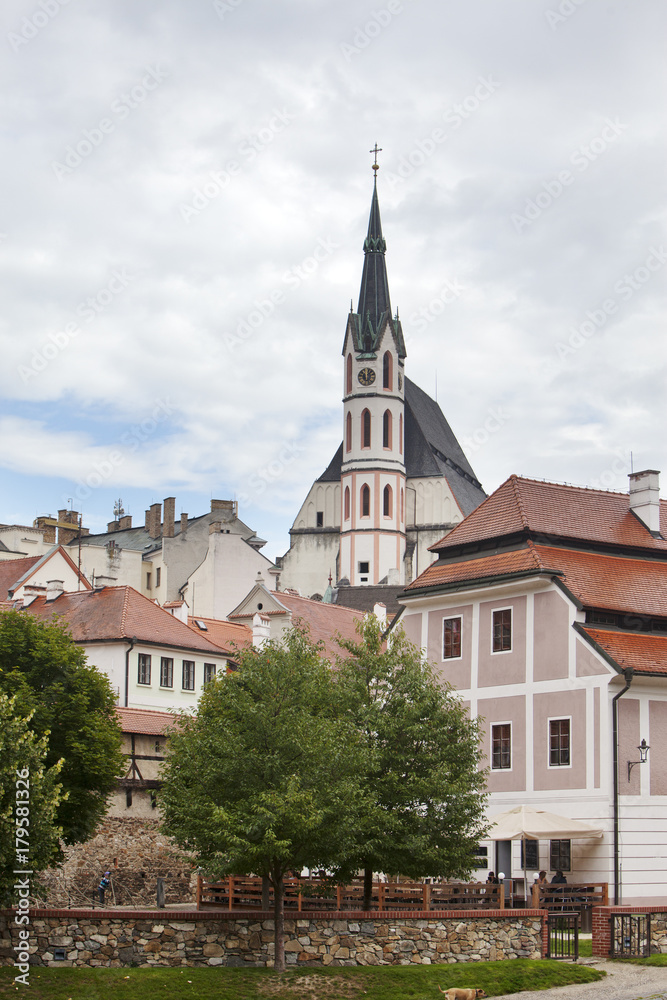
[34,818,196,909]
[0,909,545,968]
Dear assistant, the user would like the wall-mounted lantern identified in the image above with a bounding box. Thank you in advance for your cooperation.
[627,738,650,781]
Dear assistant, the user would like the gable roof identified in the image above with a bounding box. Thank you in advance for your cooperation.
[228,585,363,658]
[578,627,667,677]
[22,585,228,656]
[0,556,41,598]
[430,475,667,555]
[0,545,91,599]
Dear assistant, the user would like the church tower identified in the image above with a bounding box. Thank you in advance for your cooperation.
[339,162,407,586]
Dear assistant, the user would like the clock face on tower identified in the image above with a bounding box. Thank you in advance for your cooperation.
[358,367,376,387]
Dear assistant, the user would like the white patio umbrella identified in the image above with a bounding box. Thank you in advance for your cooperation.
[487,806,603,903]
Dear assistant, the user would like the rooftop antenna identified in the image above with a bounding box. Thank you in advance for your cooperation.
[630,451,634,473]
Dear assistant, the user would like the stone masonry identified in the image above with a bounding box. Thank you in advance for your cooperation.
[0,910,544,968]
[34,818,196,909]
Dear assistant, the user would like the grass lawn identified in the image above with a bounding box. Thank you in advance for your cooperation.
[615,952,667,966]
[0,959,604,1000]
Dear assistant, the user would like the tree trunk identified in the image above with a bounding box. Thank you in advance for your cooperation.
[262,875,271,911]
[362,865,374,911]
[273,870,285,972]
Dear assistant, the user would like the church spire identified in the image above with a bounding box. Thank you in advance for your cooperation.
[356,153,391,351]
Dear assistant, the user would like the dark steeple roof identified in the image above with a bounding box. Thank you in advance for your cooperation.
[357,177,391,347]
[344,177,406,359]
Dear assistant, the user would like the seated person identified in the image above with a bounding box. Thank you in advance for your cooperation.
[551,870,567,884]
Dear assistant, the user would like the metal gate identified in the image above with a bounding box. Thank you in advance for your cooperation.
[547,911,579,960]
[611,914,651,958]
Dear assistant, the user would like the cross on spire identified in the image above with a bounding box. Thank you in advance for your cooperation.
[370,143,382,174]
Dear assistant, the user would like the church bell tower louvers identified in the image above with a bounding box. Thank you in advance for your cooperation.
[339,160,408,586]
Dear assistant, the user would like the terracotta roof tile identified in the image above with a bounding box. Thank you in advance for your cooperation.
[23,586,227,655]
[405,542,667,619]
[405,543,548,592]
[187,615,252,654]
[580,627,667,676]
[261,592,363,658]
[116,706,179,735]
[0,556,41,598]
[430,475,667,553]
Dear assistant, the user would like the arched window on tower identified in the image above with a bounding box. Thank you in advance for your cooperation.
[399,412,403,454]
[383,351,393,390]
[361,409,371,449]
[361,484,370,518]
[346,353,353,394]
[344,486,350,521]
[383,409,392,449]
[346,411,352,452]
[383,484,393,518]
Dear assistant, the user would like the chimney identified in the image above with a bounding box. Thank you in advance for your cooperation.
[149,502,162,540]
[21,585,45,607]
[163,497,175,538]
[119,515,132,530]
[373,601,387,624]
[180,513,188,536]
[629,470,661,535]
[209,521,222,535]
[252,612,271,647]
[107,520,119,533]
[46,579,64,601]
[211,499,237,517]
[57,509,79,546]
[35,516,56,545]
[145,509,150,530]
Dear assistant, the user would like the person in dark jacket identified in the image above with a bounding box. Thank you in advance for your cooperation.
[98,871,111,904]
[551,870,567,884]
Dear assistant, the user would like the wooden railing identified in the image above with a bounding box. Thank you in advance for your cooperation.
[531,882,608,911]
[197,876,505,911]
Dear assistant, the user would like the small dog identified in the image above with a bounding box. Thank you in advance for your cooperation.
[437,989,488,1000]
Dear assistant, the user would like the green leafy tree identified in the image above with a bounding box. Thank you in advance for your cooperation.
[160,627,366,971]
[0,609,124,847]
[334,616,488,909]
[0,692,64,905]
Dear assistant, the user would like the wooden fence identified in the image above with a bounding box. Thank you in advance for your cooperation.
[197,876,505,911]
[531,882,608,912]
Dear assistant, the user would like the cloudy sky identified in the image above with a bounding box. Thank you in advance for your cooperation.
[2,0,665,561]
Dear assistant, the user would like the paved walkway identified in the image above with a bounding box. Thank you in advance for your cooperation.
[511,960,667,1000]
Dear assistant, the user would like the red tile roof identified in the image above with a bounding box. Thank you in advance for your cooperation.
[116,706,180,735]
[0,556,40,598]
[430,475,667,554]
[580,627,667,676]
[22,586,228,655]
[405,542,549,592]
[187,615,252,654]
[269,591,363,658]
[406,541,667,619]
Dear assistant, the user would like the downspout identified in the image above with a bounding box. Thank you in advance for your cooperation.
[124,636,137,708]
[612,666,633,905]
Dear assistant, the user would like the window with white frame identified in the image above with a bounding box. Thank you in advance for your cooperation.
[160,657,173,688]
[137,653,151,685]
[492,608,512,652]
[443,617,462,659]
[549,718,570,766]
[203,663,216,685]
[491,723,511,769]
